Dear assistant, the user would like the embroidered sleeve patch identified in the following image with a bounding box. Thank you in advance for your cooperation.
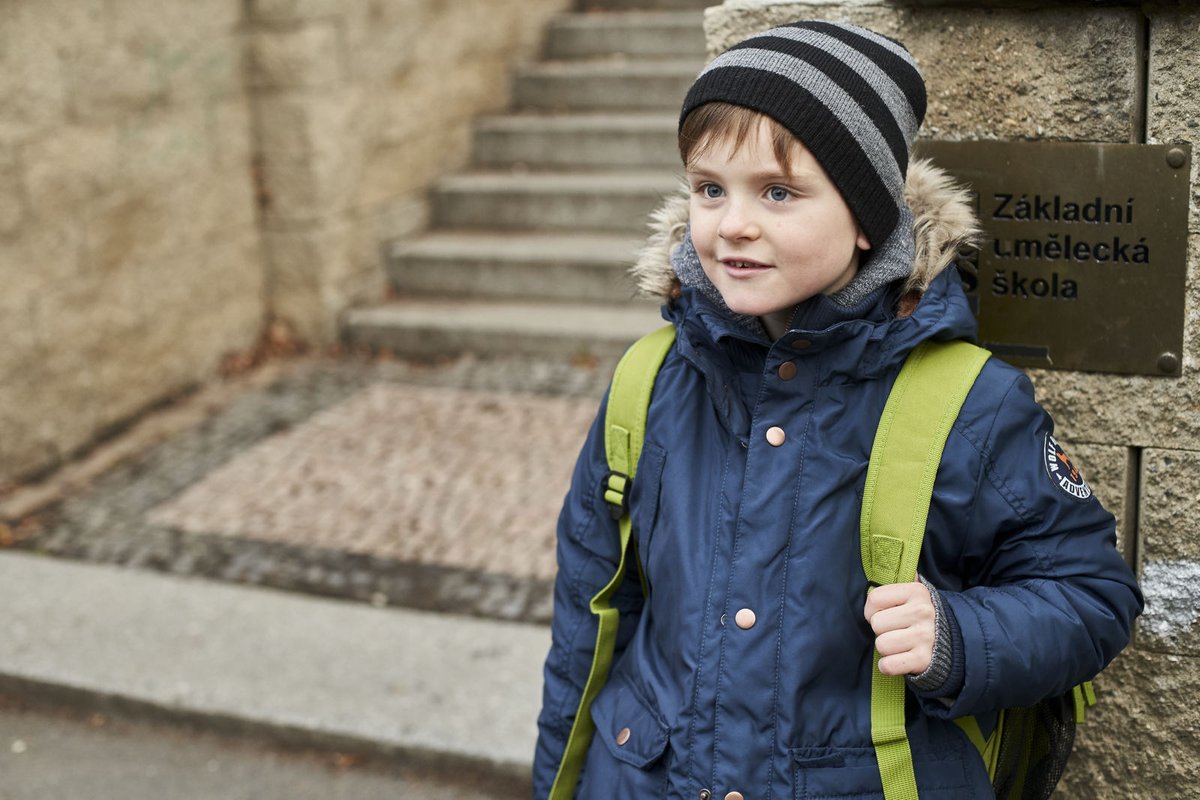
[1044,434,1093,500]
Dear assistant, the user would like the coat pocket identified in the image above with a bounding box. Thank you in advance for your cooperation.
[578,674,670,799]
[589,674,669,769]
[791,745,972,800]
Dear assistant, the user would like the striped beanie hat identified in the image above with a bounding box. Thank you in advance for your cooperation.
[680,21,926,289]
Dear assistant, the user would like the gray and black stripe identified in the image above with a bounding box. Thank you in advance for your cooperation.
[679,20,926,257]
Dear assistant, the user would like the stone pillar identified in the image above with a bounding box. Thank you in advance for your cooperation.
[701,2,1196,795]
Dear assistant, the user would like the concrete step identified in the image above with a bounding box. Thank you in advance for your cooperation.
[430,170,682,233]
[473,112,679,170]
[343,298,664,361]
[580,0,713,10]
[543,12,706,60]
[0,551,549,783]
[388,231,645,302]
[512,59,699,112]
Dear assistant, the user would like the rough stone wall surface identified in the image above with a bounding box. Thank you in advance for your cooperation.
[0,0,263,484]
[248,0,570,343]
[1,0,571,483]
[702,2,1195,796]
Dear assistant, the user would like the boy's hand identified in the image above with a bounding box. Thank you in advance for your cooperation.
[863,582,935,676]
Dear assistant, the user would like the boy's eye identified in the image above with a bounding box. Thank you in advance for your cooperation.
[768,186,792,202]
[701,184,724,199]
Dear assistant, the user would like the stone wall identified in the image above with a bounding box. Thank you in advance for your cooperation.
[247,0,569,343]
[0,0,262,485]
[703,2,1195,797]
[0,0,568,485]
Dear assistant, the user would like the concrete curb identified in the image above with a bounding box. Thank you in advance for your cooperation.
[0,552,549,789]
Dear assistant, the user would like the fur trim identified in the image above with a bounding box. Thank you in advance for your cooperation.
[629,160,979,302]
[632,182,689,299]
[902,159,981,294]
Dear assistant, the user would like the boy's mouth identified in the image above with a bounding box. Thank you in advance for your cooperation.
[720,258,771,273]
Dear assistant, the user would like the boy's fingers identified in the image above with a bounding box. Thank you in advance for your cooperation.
[864,588,935,633]
[875,631,934,676]
[863,581,927,619]
[878,651,929,677]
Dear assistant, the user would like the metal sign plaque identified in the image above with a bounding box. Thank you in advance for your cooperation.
[913,141,1191,376]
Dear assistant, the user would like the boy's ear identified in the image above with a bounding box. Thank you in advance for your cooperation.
[856,225,871,251]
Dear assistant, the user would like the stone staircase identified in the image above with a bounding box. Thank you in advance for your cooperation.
[343,0,709,361]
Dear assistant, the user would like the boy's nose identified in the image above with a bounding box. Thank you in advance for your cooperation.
[717,202,761,241]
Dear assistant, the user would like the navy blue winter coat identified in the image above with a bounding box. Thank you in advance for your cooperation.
[534,164,1142,800]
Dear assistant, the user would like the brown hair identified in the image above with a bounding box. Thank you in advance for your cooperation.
[678,102,800,174]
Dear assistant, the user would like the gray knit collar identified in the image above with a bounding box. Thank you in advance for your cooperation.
[670,218,916,338]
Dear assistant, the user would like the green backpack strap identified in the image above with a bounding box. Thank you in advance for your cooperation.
[548,323,676,800]
[861,339,990,800]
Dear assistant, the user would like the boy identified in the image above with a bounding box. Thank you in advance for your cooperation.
[535,20,1141,799]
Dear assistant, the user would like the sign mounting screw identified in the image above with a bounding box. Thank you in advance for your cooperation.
[1157,352,1180,373]
[1166,148,1187,169]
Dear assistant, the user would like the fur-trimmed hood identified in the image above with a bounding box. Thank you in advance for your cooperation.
[630,159,979,305]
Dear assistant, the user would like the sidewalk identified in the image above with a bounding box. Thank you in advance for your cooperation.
[0,551,547,784]
[0,350,619,785]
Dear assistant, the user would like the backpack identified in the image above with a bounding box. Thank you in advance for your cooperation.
[548,324,1094,800]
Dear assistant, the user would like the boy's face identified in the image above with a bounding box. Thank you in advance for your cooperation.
[686,120,869,341]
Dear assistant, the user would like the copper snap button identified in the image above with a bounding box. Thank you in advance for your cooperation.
[615,727,631,746]
[791,338,811,349]
[725,792,745,800]
[766,426,786,446]
[777,361,797,380]
[735,608,757,629]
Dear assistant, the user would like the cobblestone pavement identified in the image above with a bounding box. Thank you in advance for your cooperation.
[14,352,619,624]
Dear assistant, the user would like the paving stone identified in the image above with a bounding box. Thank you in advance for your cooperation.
[16,354,617,623]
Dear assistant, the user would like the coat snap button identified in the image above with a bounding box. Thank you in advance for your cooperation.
[791,337,812,349]
[615,727,631,746]
[766,426,786,446]
[699,791,712,800]
[735,608,756,629]
[725,792,745,800]
[778,361,797,380]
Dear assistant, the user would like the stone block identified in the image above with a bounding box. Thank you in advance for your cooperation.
[20,125,119,219]
[5,0,108,57]
[1055,647,1199,799]
[0,361,86,483]
[116,106,213,193]
[264,220,358,342]
[66,43,166,124]
[83,166,257,274]
[0,147,23,235]
[0,39,68,143]
[255,90,366,220]
[207,98,256,172]
[0,218,88,306]
[353,124,471,211]
[703,3,1141,142]
[0,290,41,390]
[107,0,243,46]
[99,230,266,422]
[342,2,422,84]
[249,23,342,90]
[162,35,247,104]
[32,269,146,374]
[1059,441,1132,556]
[246,0,345,23]
[1136,448,1200,655]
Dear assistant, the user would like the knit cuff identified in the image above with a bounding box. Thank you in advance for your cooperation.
[906,576,965,698]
